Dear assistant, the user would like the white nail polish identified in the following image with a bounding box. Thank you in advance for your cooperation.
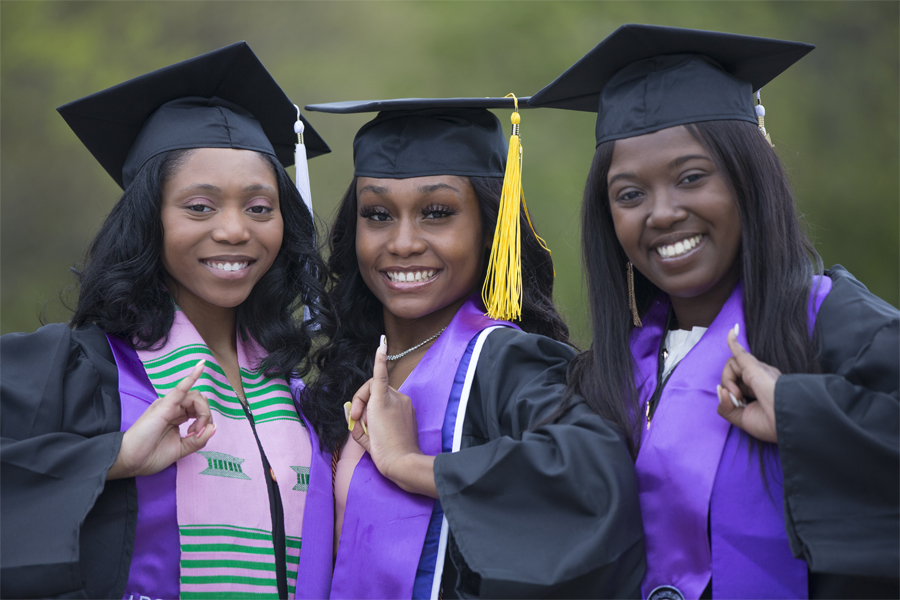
[380,334,387,349]
[716,385,724,404]
[729,391,741,408]
[733,323,740,337]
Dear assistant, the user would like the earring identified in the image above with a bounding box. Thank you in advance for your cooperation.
[627,261,642,327]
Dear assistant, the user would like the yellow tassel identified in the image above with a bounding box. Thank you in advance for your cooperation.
[482,94,552,322]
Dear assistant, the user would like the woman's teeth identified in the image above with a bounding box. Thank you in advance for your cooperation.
[656,235,703,258]
[205,261,249,272]
[386,270,436,283]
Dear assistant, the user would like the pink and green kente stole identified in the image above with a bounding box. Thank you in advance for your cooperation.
[136,309,311,599]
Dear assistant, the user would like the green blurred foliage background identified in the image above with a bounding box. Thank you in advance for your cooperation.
[2,1,898,346]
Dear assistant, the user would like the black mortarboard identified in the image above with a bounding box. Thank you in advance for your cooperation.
[57,41,330,189]
[528,24,814,146]
[304,97,529,179]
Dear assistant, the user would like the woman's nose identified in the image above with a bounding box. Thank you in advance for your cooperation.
[386,220,427,257]
[211,208,251,244]
[645,189,688,230]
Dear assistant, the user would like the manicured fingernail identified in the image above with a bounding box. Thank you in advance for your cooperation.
[729,391,741,408]
[361,419,368,436]
[716,384,724,404]
[344,401,356,431]
[733,324,740,337]
[194,359,206,372]
[380,335,387,350]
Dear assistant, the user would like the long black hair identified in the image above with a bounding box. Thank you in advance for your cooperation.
[567,120,823,457]
[304,175,569,451]
[70,148,328,379]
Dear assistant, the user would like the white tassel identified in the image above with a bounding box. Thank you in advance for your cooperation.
[293,106,313,216]
[293,105,317,326]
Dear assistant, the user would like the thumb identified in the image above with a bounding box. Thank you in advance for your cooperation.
[717,383,746,419]
[181,422,216,457]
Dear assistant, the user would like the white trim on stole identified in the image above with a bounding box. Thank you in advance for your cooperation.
[430,326,507,600]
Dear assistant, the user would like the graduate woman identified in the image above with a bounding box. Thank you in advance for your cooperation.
[529,25,900,600]
[302,98,645,598]
[0,43,335,599]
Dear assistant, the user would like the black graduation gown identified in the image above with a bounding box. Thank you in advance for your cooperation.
[776,266,900,598]
[434,328,646,598]
[1,323,131,599]
[1,322,296,599]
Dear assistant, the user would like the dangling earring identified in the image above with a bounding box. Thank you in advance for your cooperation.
[627,261,642,327]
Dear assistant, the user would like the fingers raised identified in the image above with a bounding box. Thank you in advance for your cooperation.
[373,335,389,391]
[175,359,207,394]
[726,327,755,369]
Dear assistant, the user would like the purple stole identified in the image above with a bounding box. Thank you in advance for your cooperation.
[632,278,832,600]
[331,296,515,600]
[106,334,334,600]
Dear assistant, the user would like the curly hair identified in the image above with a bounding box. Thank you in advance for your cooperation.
[566,120,823,457]
[70,148,328,380]
[303,175,570,451]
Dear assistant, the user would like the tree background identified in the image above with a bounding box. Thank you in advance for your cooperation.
[2,1,897,346]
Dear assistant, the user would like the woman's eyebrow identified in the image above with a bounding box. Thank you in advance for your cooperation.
[357,184,390,196]
[171,183,278,195]
[243,183,278,193]
[416,183,460,195]
[669,154,712,168]
[608,172,637,187]
[174,183,221,195]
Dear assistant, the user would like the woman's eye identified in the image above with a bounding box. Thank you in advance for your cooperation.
[422,205,456,219]
[680,173,706,185]
[247,205,273,215]
[187,203,213,213]
[614,190,643,204]
[360,207,391,222]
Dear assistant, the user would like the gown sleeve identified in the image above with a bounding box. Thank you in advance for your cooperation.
[1,323,132,599]
[775,266,899,581]
[433,328,645,599]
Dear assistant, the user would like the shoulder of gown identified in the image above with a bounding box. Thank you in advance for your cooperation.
[434,328,645,598]
[775,265,899,585]
[1,322,134,599]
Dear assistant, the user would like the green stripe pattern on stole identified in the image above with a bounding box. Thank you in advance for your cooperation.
[142,344,301,424]
[286,535,302,595]
[179,524,282,598]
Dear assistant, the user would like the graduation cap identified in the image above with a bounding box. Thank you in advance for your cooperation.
[305,96,547,322]
[528,24,814,146]
[304,97,531,179]
[57,41,330,195]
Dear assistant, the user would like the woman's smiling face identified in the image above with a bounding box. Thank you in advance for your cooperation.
[355,175,485,328]
[607,125,742,327]
[160,147,283,315]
